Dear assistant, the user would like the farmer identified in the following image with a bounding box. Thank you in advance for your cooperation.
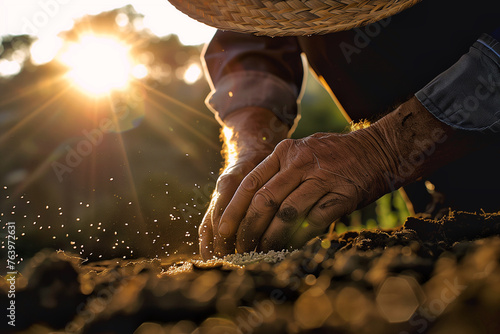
[169,0,500,259]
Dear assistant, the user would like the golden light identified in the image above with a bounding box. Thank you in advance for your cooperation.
[0,59,21,77]
[222,127,238,166]
[132,64,148,79]
[30,37,63,65]
[115,12,130,27]
[183,63,202,84]
[59,35,133,96]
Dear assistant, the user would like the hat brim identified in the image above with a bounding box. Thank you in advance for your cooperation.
[168,0,422,37]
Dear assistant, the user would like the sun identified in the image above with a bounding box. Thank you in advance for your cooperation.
[59,35,134,96]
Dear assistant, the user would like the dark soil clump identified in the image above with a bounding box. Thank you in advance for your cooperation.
[2,211,500,334]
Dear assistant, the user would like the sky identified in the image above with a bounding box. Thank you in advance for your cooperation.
[0,0,216,45]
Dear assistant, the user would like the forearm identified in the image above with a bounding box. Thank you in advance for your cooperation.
[220,107,289,167]
[370,97,490,192]
[369,33,500,192]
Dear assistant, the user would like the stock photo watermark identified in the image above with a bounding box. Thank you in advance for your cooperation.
[64,269,126,333]
[400,277,467,334]
[384,126,448,192]
[51,117,116,182]
[5,221,17,327]
[51,88,143,182]
[21,0,74,36]
[234,300,275,334]
[447,71,500,132]
[339,16,391,64]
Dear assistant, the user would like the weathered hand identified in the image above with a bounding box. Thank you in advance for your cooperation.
[199,152,272,259]
[218,128,397,253]
[218,97,470,254]
[198,107,289,259]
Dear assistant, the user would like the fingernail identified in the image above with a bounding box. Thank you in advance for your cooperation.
[219,222,230,237]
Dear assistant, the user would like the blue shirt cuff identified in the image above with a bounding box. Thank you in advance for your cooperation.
[205,70,299,127]
[415,34,500,133]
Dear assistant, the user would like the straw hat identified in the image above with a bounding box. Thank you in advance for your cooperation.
[168,0,422,36]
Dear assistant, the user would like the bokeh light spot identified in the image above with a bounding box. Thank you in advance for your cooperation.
[0,59,21,77]
[30,37,63,65]
[183,63,202,84]
[115,12,130,27]
[132,64,148,79]
[376,276,421,323]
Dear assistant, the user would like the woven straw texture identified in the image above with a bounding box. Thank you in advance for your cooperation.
[168,0,422,36]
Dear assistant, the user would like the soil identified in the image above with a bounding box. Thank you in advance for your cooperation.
[2,210,500,334]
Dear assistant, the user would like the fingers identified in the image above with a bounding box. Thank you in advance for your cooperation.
[307,190,355,227]
[235,171,303,253]
[198,169,244,259]
[290,191,355,248]
[219,153,281,239]
[210,173,243,257]
[203,151,277,258]
[254,179,325,252]
[199,212,214,260]
[257,187,356,252]
[200,196,237,259]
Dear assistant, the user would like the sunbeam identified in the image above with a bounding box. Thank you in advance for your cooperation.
[137,82,220,157]
[105,93,148,234]
[0,85,72,147]
[138,81,217,124]
[144,94,220,152]
[0,5,225,263]
[0,74,68,109]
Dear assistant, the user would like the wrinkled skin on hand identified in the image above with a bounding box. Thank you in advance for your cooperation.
[200,97,480,259]
[199,151,271,259]
[199,107,289,259]
[218,128,399,254]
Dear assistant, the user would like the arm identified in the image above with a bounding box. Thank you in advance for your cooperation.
[199,31,305,258]
[203,30,304,127]
[219,97,489,252]
[219,33,500,254]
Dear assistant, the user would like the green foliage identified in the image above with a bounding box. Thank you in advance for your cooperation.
[335,192,410,234]
[0,6,410,260]
[0,7,221,260]
[292,70,349,139]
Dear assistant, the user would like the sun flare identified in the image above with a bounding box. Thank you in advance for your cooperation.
[59,35,134,96]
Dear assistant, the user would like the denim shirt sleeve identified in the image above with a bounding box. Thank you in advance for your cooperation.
[415,34,500,133]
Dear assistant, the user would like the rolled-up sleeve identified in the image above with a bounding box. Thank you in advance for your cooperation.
[416,34,500,133]
[202,30,304,127]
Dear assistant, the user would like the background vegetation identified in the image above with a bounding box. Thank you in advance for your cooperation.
[0,6,408,264]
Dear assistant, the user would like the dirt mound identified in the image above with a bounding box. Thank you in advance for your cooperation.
[2,211,500,334]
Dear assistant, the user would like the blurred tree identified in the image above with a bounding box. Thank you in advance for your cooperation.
[0,6,222,261]
[0,5,407,263]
